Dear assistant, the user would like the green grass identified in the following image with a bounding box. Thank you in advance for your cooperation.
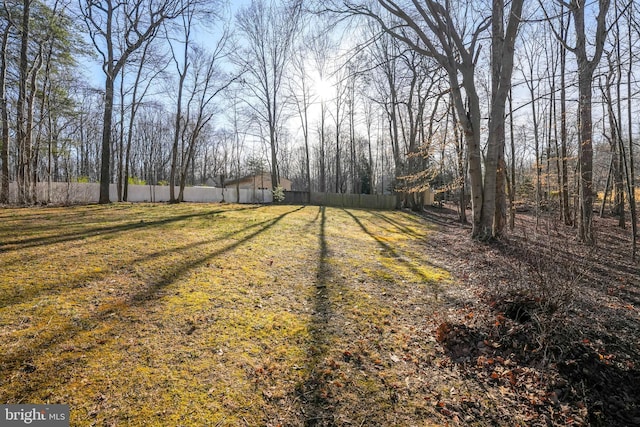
[0,203,453,426]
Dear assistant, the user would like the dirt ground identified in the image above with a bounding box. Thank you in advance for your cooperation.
[415,204,640,427]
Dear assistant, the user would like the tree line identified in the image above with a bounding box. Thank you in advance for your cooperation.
[0,0,639,249]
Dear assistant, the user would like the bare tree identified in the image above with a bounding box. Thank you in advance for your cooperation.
[558,3,572,226]
[599,55,625,226]
[330,62,350,193]
[519,30,545,225]
[166,0,195,202]
[626,0,637,258]
[80,0,181,204]
[176,43,237,201]
[34,0,79,203]
[234,0,302,190]
[289,36,313,198]
[368,30,403,192]
[543,0,611,243]
[164,0,219,202]
[310,32,333,193]
[122,40,167,201]
[332,0,523,239]
[14,0,42,204]
[361,88,378,195]
[396,47,442,211]
[0,1,13,203]
[571,0,610,243]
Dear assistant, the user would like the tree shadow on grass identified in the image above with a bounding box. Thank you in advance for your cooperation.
[299,206,375,426]
[299,206,337,426]
[129,206,304,305]
[0,210,290,310]
[0,204,263,253]
[368,210,425,238]
[299,207,455,426]
[0,206,304,403]
[343,209,444,298]
[0,205,268,309]
[419,204,471,228]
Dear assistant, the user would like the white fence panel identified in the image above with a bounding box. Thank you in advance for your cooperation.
[6,182,272,205]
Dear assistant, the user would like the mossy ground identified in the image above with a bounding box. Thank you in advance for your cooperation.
[4,203,634,425]
[1,204,459,425]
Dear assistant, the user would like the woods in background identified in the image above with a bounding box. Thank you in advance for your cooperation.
[0,0,639,250]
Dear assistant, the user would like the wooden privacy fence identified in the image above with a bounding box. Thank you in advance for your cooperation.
[283,191,398,210]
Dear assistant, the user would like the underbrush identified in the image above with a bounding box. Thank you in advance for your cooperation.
[422,205,640,426]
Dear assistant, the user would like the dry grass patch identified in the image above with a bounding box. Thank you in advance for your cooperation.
[1,203,459,426]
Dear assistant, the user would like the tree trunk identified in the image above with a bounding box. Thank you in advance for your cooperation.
[571,0,609,243]
[577,76,595,243]
[319,101,326,193]
[509,90,516,230]
[449,68,483,237]
[99,74,115,204]
[0,24,10,203]
[525,65,541,225]
[600,155,613,218]
[270,121,279,190]
[97,0,114,205]
[117,72,125,202]
[304,114,311,199]
[627,5,637,259]
[27,50,43,203]
[451,98,467,223]
[334,95,341,193]
[170,65,186,203]
[487,0,522,239]
[558,2,572,225]
[603,67,625,225]
[16,0,32,204]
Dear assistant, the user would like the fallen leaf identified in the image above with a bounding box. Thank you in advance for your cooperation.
[436,322,451,343]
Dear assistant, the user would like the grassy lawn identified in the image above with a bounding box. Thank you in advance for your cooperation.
[0,204,453,426]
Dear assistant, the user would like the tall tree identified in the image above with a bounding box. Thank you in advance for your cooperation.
[570,0,610,243]
[80,0,181,204]
[122,40,166,201]
[15,0,37,204]
[368,30,402,192]
[519,31,544,224]
[166,0,197,203]
[487,0,523,238]
[544,0,611,243]
[558,2,572,225]
[289,37,313,198]
[336,0,523,239]
[310,32,333,193]
[234,0,302,190]
[626,0,637,258]
[35,0,80,203]
[167,0,233,202]
[330,62,349,193]
[176,43,236,201]
[0,1,13,203]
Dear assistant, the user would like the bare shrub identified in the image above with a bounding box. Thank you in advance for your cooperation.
[491,235,589,360]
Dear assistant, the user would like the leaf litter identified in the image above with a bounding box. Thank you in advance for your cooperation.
[0,203,638,426]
